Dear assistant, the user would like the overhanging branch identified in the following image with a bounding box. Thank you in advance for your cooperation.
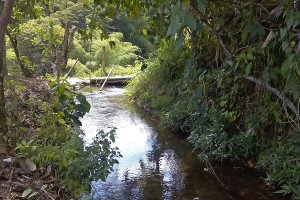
[242,75,299,117]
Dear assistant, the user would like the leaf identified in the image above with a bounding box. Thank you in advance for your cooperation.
[175,32,184,50]
[286,16,294,29]
[184,59,192,77]
[142,29,147,35]
[75,104,86,115]
[167,15,181,36]
[245,63,252,75]
[41,184,48,191]
[281,55,294,78]
[246,52,254,60]
[72,118,82,126]
[282,41,289,51]
[293,20,300,29]
[62,157,68,168]
[25,158,36,172]
[262,31,276,48]
[280,28,287,39]
[21,188,32,198]
[197,0,207,12]
[107,7,115,18]
[184,14,197,30]
[241,30,248,42]
[198,106,206,114]
[234,60,240,71]
[196,22,204,31]
[28,192,38,198]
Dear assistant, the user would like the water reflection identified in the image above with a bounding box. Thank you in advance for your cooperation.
[80,86,283,200]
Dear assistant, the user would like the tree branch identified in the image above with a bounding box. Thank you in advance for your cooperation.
[190,0,299,117]
[243,75,299,117]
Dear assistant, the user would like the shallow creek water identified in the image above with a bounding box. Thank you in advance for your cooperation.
[80,86,285,200]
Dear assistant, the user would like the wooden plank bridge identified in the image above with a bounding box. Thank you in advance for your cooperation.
[89,75,133,85]
[67,75,133,89]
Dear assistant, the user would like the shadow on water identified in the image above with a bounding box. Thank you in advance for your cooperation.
[79,86,286,200]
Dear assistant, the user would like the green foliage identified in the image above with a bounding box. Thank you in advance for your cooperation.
[257,133,300,199]
[113,11,155,56]
[17,17,64,73]
[65,59,92,78]
[90,32,140,68]
[6,48,21,75]
[69,40,90,65]
[68,31,141,77]
[7,80,121,197]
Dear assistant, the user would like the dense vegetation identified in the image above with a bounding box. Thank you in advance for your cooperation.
[1,0,300,199]
[125,0,300,199]
[0,0,143,198]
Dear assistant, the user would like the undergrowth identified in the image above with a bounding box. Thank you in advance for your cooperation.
[126,40,300,199]
[5,78,121,198]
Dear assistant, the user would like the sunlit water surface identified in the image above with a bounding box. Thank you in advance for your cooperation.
[80,86,284,200]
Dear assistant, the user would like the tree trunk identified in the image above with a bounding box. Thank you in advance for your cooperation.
[55,21,76,75]
[6,30,33,77]
[0,0,15,147]
[61,21,70,70]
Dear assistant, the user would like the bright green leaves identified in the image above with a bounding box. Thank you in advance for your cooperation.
[85,128,121,182]
[51,82,91,126]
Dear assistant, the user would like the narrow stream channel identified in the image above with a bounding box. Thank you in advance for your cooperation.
[80,86,284,200]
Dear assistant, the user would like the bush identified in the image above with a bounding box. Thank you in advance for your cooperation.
[65,59,91,78]
[257,133,300,199]
[6,48,21,76]
[11,81,121,197]
[126,39,299,199]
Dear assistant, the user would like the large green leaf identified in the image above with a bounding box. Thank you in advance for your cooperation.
[175,32,184,49]
[281,55,294,78]
[197,0,207,12]
[184,14,197,30]
[167,15,181,36]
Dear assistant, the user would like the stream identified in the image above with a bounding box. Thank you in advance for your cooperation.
[80,86,284,200]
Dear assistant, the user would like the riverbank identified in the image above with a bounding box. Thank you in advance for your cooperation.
[0,77,119,199]
[0,77,71,199]
[129,92,292,199]
[80,86,287,200]
[125,42,298,199]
